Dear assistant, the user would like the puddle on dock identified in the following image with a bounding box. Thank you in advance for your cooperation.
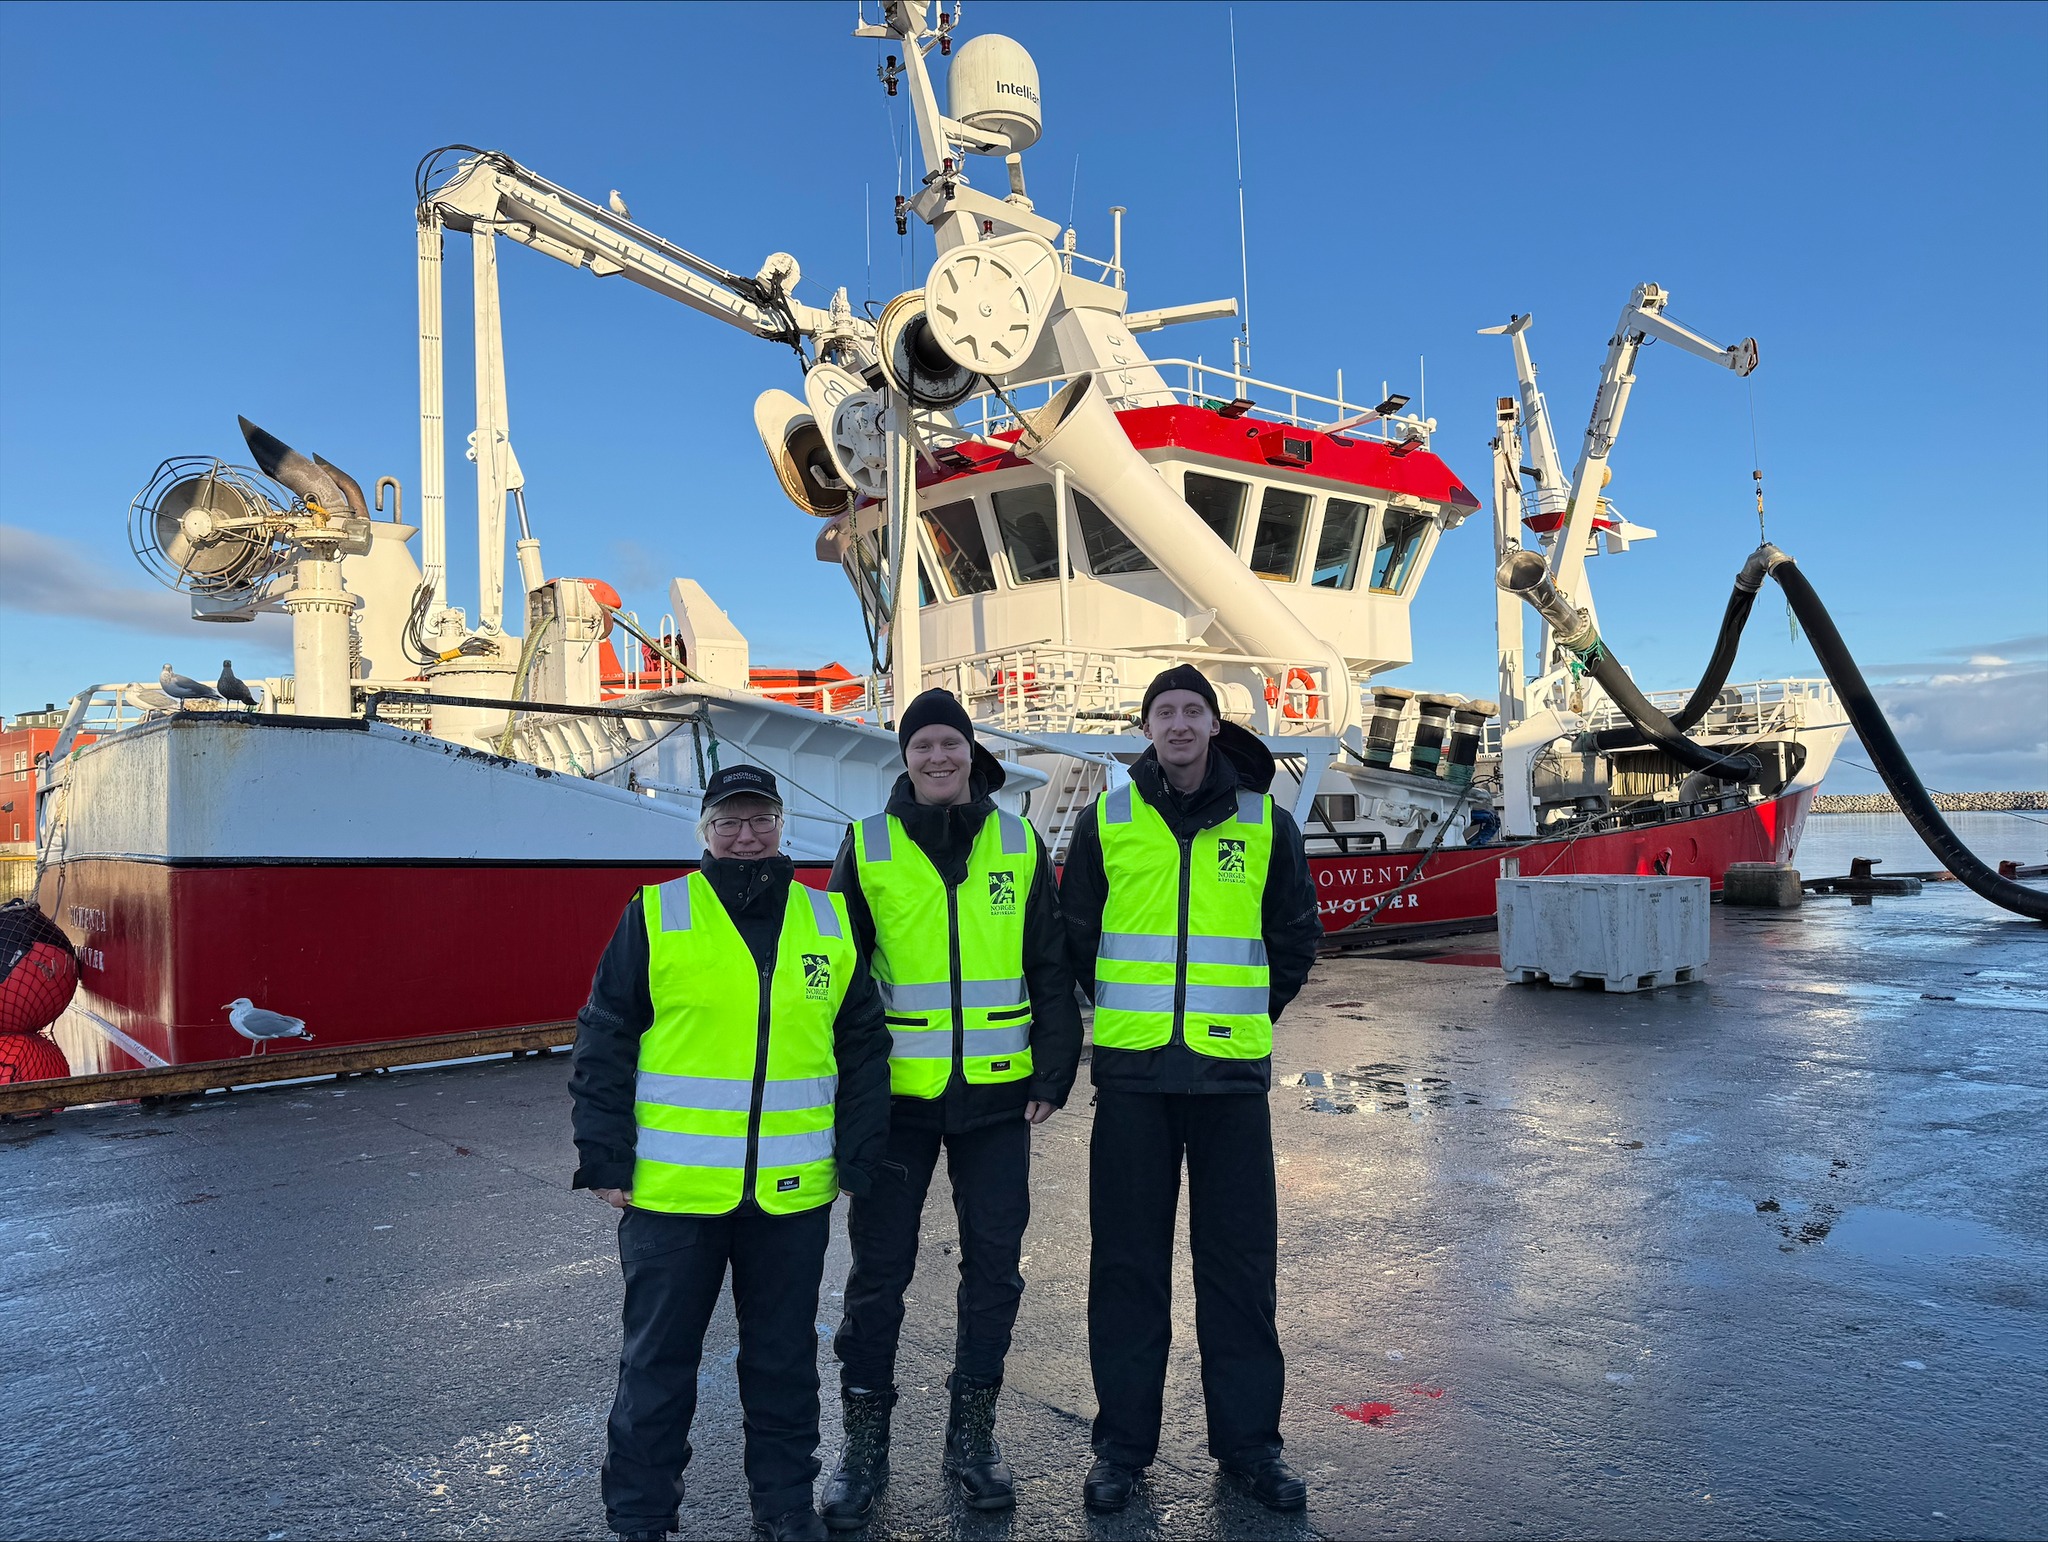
[1295,1064,1455,1117]
[1824,1205,2029,1264]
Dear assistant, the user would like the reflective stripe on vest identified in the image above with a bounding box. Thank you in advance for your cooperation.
[632,873,853,1215]
[851,807,1038,1097]
[1092,780,1274,1059]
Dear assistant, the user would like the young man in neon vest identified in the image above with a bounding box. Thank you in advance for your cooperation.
[1059,664,1322,1514]
[570,764,893,1542]
[820,688,1083,1527]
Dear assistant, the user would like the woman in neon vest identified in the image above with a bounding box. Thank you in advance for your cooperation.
[821,689,1083,1527]
[1059,664,1323,1515]
[570,764,893,1542]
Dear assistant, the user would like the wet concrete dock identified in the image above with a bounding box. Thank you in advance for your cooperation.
[4,870,2044,1540]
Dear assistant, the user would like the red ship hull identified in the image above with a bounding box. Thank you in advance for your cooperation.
[39,787,1810,1076]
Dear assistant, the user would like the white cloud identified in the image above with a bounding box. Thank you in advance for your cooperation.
[0,523,286,645]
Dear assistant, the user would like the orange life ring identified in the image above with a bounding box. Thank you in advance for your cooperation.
[1282,667,1323,722]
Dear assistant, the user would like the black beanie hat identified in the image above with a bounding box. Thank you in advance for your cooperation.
[895,687,1008,791]
[1140,663,1220,721]
[896,687,976,753]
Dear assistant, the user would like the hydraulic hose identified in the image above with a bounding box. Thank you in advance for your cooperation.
[1496,548,1759,781]
[1579,648,1762,782]
[1592,551,1768,749]
[1765,550,2048,923]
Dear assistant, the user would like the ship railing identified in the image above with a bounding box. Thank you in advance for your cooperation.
[909,643,1339,736]
[46,683,194,761]
[1584,677,1838,742]
[957,359,1434,446]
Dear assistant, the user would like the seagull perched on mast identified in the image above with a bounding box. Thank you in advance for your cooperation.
[217,660,259,708]
[160,663,222,708]
[224,997,313,1056]
[608,189,630,220]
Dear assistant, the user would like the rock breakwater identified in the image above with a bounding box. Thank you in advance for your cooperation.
[1812,790,2047,813]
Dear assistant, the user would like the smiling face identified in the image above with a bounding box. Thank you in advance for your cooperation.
[704,793,783,859]
[905,725,974,806]
[1142,688,1219,785]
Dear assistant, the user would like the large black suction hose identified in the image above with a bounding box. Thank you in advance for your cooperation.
[1764,549,2048,923]
[1497,549,1761,782]
[1580,649,1763,782]
[1593,548,1770,750]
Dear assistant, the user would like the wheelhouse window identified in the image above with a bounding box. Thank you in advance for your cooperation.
[1183,471,1248,550]
[990,484,1064,584]
[1312,497,1371,589]
[1370,507,1432,593]
[1075,490,1155,574]
[922,498,996,597]
[1248,486,1311,581]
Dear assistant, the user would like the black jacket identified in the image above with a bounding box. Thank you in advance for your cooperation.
[1060,723,1322,1095]
[568,854,893,1200]
[829,768,1084,1133]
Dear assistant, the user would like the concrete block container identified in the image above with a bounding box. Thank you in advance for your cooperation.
[1498,875,1709,992]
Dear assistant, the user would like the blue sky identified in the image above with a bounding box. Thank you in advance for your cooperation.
[2,1,2043,791]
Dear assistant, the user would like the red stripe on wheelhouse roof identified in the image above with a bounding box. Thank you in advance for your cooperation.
[914,403,1481,512]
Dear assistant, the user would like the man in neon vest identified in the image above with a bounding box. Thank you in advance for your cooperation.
[1059,664,1322,1514]
[821,689,1082,1528]
[570,764,892,1542]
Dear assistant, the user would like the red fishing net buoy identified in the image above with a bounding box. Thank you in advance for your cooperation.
[0,1030,69,1085]
[1,898,79,1036]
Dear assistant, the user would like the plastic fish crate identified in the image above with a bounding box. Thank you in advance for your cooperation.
[1496,875,1709,993]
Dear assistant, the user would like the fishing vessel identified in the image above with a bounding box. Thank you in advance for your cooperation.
[26,2,1863,1077]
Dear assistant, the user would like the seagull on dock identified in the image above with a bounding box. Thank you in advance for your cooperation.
[160,664,222,708]
[224,997,313,1056]
[217,660,259,708]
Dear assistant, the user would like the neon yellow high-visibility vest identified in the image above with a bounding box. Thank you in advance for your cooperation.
[632,872,853,1215]
[852,809,1037,1098]
[1092,780,1274,1059]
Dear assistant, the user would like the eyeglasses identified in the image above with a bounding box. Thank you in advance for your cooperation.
[708,813,784,836]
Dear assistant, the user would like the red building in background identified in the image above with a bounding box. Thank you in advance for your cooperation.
[2,705,94,857]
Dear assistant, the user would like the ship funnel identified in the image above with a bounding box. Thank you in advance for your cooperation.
[1015,374,1353,730]
[1497,548,1599,654]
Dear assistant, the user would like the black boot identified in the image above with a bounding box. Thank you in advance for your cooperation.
[757,1504,828,1541]
[943,1377,1016,1511]
[1220,1453,1308,1510]
[821,1385,894,1531]
[1083,1457,1139,1512]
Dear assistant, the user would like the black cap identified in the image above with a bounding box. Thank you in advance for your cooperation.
[1140,663,1220,721]
[702,763,781,811]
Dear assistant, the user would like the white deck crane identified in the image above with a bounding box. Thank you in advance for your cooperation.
[1482,286,1758,832]
[414,149,875,646]
[1482,285,1758,712]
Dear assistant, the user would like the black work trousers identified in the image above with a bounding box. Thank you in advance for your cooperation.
[1088,1089,1284,1468]
[602,1203,831,1532]
[834,1115,1031,1391]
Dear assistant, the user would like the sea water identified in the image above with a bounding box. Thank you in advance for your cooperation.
[1796,810,2047,879]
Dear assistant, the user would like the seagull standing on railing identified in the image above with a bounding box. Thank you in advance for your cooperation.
[224,997,313,1056]
[160,664,222,709]
[217,660,259,708]
[608,189,630,219]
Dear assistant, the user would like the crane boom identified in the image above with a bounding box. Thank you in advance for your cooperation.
[413,148,873,639]
[422,150,817,340]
